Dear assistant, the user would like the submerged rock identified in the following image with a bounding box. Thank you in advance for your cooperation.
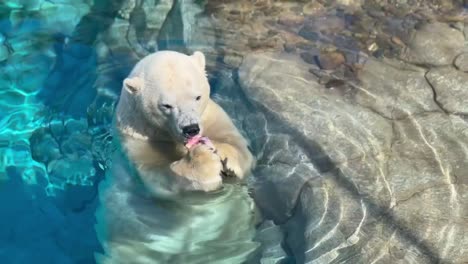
[426,67,468,115]
[29,117,100,192]
[251,220,290,263]
[454,52,468,72]
[389,113,468,263]
[238,52,468,263]
[402,22,464,66]
[316,51,345,70]
[0,45,9,62]
[356,58,439,119]
[252,133,319,223]
[336,0,363,8]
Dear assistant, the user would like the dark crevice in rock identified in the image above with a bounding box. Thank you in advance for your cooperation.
[246,97,443,263]
[206,20,237,95]
[393,182,459,208]
[381,58,429,72]
[37,0,128,117]
[157,0,186,52]
[276,181,313,263]
[351,99,396,121]
[399,60,437,69]
[398,110,445,120]
[424,70,450,115]
[352,95,444,122]
[71,0,126,45]
[389,108,399,155]
[279,180,313,263]
[70,181,100,213]
[124,3,148,59]
[47,118,66,157]
[452,51,466,68]
[457,113,468,120]
[386,120,398,210]
[259,159,298,169]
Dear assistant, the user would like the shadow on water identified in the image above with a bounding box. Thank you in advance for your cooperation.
[157,0,185,52]
[38,0,127,117]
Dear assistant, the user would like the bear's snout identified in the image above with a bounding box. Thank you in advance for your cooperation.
[182,124,200,138]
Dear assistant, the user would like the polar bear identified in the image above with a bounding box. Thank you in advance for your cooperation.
[114,50,254,196]
[94,51,259,263]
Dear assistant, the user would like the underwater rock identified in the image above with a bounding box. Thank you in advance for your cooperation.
[336,0,363,8]
[239,53,392,202]
[426,67,468,115]
[316,51,345,70]
[465,22,468,41]
[239,52,393,166]
[303,15,345,34]
[454,52,468,72]
[302,2,324,16]
[38,1,91,36]
[252,133,319,223]
[391,36,405,47]
[238,52,468,263]
[0,45,9,62]
[298,27,320,41]
[299,52,316,65]
[251,221,290,263]
[402,22,464,66]
[356,58,439,119]
[29,128,61,164]
[388,113,468,263]
[277,15,304,27]
[157,0,214,54]
[29,116,99,191]
[389,113,468,201]
[47,156,95,188]
[117,0,135,19]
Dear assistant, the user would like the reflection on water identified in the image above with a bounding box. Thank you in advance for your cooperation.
[1,0,468,263]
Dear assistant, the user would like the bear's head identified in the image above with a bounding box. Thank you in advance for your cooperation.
[120,51,210,143]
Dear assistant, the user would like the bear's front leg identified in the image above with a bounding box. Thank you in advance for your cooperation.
[170,143,223,192]
[212,142,254,180]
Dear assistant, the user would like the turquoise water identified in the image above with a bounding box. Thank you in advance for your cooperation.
[0,1,262,263]
[1,1,126,263]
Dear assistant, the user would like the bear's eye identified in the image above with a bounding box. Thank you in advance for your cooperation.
[162,104,173,110]
[196,96,201,101]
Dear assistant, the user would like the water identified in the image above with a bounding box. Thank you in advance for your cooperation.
[95,149,259,263]
[1,0,468,263]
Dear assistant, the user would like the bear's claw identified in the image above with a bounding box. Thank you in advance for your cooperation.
[220,157,237,178]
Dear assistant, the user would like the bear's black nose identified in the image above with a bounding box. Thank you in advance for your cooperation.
[182,124,200,137]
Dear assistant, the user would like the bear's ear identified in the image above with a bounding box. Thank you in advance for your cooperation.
[123,76,143,94]
[191,51,205,70]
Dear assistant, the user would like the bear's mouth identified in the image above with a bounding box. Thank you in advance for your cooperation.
[184,135,201,148]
